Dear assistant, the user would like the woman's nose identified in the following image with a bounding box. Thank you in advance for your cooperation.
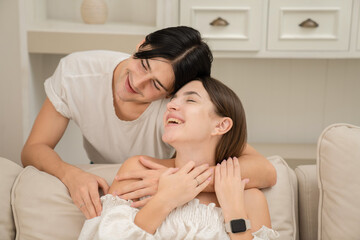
[167,98,179,110]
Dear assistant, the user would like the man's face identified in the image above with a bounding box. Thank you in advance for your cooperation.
[114,56,175,104]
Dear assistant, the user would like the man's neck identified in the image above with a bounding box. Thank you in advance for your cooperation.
[113,99,150,121]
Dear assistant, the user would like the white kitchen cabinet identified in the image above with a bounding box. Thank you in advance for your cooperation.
[180,0,264,51]
[267,0,353,51]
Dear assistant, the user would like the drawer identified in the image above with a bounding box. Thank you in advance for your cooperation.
[180,0,263,51]
[268,0,353,51]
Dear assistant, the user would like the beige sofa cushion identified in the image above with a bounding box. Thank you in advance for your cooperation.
[317,123,360,240]
[12,156,297,240]
[12,164,121,240]
[263,155,298,240]
[295,165,318,240]
[0,157,23,240]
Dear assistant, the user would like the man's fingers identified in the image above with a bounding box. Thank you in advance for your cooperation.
[162,167,179,176]
[131,196,152,208]
[120,187,154,200]
[89,186,102,216]
[114,180,146,195]
[97,177,110,195]
[139,156,166,170]
[82,194,97,219]
[115,170,146,181]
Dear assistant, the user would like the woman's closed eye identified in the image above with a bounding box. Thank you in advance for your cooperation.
[186,98,196,103]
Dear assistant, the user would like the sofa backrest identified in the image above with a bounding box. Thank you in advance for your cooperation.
[10,156,298,240]
[0,157,22,240]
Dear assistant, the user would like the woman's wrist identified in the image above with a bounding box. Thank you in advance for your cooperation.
[152,193,176,213]
[222,205,247,222]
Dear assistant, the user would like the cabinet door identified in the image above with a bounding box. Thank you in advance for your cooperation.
[180,0,264,51]
[358,7,360,51]
[268,0,353,51]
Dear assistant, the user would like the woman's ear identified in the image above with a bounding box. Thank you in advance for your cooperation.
[136,39,146,52]
[212,117,233,136]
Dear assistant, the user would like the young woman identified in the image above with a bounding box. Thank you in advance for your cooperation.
[22,26,276,219]
[79,77,279,240]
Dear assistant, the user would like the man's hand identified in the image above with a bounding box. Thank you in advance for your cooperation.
[113,156,167,208]
[62,168,109,219]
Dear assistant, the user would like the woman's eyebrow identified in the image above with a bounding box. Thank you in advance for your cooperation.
[183,91,201,98]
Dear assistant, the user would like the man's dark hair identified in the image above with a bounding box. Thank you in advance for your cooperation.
[134,26,213,94]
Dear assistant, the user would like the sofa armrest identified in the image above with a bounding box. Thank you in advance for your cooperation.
[295,165,319,240]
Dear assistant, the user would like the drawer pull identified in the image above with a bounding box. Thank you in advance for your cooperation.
[299,18,319,28]
[210,17,229,27]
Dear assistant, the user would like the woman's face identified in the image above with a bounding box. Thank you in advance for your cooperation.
[162,80,221,145]
[114,56,175,104]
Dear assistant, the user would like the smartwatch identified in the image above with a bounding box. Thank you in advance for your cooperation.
[225,219,251,233]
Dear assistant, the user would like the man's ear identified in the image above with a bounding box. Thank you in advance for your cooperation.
[212,117,233,136]
[136,39,146,52]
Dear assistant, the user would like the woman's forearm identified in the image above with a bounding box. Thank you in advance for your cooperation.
[134,195,173,234]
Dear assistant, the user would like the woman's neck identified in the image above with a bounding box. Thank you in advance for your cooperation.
[173,142,217,168]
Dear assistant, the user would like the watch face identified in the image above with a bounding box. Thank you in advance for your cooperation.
[231,219,246,233]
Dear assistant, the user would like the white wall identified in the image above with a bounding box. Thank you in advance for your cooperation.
[0,0,26,165]
[212,58,360,143]
[26,55,360,166]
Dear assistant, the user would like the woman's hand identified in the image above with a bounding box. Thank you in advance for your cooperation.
[62,168,109,219]
[215,157,249,220]
[154,161,213,210]
[112,156,168,207]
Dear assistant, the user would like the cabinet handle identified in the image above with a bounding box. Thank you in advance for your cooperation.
[299,18,319,28]
[210,17,229,27]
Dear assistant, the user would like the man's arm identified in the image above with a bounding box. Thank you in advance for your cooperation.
[21,98,109,219]
[203,144,277,192]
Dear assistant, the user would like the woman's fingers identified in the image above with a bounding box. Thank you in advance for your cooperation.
[188,163,209,179]
[178,161,195,174]
[233,157,241,179]
[193,167,213,186]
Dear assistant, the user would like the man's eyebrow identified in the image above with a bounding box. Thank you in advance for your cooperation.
[183,91,201,98]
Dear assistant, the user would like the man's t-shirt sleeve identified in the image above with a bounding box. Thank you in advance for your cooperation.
[44,57,71,119]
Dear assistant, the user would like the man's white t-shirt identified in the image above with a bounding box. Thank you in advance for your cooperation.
[44,50,175,164]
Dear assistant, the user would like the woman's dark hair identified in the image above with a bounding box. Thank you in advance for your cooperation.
[134,26,213,94]
[199,77,247,163]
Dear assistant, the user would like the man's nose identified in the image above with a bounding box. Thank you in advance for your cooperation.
[133,73,150,90]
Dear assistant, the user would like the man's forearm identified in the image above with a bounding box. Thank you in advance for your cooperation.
[202,145,277,193]
[21,143,80,183]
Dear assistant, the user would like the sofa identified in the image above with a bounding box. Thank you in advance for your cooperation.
[1,123,359,240]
